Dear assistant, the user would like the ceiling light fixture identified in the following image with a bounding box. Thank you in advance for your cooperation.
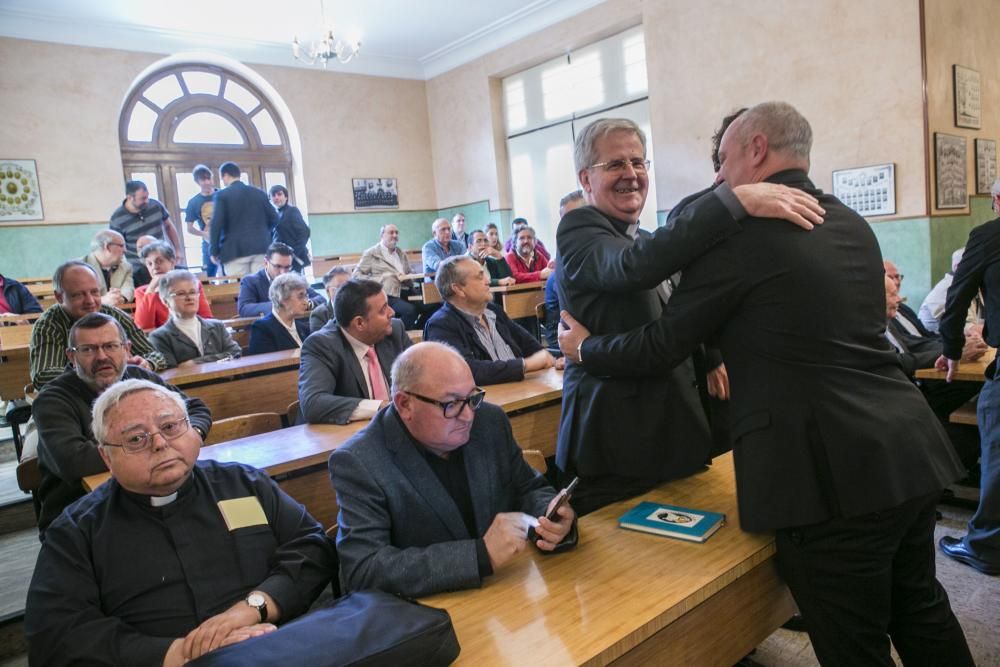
[291,0,361,68]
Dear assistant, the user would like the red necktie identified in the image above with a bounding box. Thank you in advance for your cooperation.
[366,347,389,401]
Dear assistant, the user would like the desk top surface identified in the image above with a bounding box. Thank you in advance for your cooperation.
[914,348,994,383]
[421,452,772,665]
[160,349,301,384]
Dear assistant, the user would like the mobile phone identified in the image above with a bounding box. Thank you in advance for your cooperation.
[544,477,579,521]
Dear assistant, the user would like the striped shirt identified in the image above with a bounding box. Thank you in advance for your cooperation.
[29,304,167,389]
[453,306,515,362]
[109,198,171,268]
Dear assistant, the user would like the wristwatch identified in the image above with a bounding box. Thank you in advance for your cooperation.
[245,592,267,623]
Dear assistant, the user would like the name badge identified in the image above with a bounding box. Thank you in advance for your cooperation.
[217,497,268,531]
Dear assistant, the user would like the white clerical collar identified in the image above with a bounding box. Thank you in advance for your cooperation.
[150,492,178,507]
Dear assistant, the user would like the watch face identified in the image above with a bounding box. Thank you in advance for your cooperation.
[247,593,265,607]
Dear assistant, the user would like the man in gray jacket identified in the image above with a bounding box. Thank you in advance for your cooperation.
[353,224,420,328]
[329,342,575,597]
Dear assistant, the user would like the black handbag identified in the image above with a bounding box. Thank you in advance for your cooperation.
[190,591,461,666]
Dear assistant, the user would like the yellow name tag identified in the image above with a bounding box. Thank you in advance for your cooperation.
[217,497,268,531]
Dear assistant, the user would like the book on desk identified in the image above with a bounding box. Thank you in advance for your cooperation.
[619,501,726,543]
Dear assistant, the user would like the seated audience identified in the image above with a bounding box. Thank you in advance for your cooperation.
[310,266,350,333]
[421,217,465,276]
[270,185,311,272]
[150,269,242,368]
[505,225,553,283]
[0,272,42,316]
[484,223,505,258]
[82,229,134,306]
[330,342,576,598]
[467,230,515,287]
[919,249,979,333]
[131,234,158,288]
[26,379,335,667]
[33,312,211,535]
[248,273,312,354]
[238,242,323,318]
[30,261,165,388]
[885,259,937,339]
[300,279,412,425]
[424,256,557,385]
[884,275,984,471]
[134,242,213,329]
[503,217,549,256]
[355,224,420,329]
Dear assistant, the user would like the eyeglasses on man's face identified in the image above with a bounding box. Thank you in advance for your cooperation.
[588,158,651,173]
[102,417,190,455]
[70,341,125,356]
[407,388,486,419]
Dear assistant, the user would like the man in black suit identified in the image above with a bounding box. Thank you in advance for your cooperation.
[555,116,823,515]
[936,178,1000,575]
[209,162,279,276]
[559,102,973,666]
[299,279,412,425]
[885,259,939,339]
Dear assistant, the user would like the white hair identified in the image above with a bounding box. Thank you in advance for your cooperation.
[92,379,186,445]
[269,272,309,310]
[991,179,1000,198]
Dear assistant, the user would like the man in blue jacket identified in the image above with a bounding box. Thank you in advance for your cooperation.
[210,162,279,276]
[237,242,323,318]
[424,256,558,385]
[0,273,42,316]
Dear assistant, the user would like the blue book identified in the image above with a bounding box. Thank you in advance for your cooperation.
[618,501,726,543]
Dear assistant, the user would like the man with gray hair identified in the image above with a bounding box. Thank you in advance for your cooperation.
[421,217,465,276]
[424,255,556,385]
[30,260,166,388]
[330,342,576,598]
[554,114,823,517]
[26,379,334,666]
[355,223,421,328]
[560,102,973,665]
[32,312,211,535]
[82,229,134,306]
[935,177,1000,578]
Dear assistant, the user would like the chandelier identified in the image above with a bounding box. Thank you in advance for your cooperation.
[291,0,361,67]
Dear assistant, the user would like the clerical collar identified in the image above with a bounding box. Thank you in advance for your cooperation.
[150,492,178,506]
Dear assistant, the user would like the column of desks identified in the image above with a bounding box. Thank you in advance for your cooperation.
[413,280,547,320]
[914,350,993,425]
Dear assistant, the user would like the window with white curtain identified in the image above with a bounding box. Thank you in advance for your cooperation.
[503,25,654,249]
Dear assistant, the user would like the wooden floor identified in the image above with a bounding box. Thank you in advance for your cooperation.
[0,529,39,622]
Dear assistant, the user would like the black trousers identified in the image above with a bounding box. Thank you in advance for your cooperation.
[775,492,973,666]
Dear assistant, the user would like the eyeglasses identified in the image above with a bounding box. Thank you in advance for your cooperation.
[588,158,651,173]
[268,262,293,271]
[407,388,486,418]
[70,341,125,356]
[102,417,190,455]
[169,290,199,299]
[107,242,126,249]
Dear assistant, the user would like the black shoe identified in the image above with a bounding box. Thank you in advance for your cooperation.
[939,536,1000,575]
[781,613,807,632]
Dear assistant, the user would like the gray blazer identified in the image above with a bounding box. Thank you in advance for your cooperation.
[329,403,555,597]
[309,302,334,333]
[353,243,411,297]
[82,253,135,302]
[299,318,412,425]
[149,316,242,368]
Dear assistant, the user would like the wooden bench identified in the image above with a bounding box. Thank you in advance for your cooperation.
[0,324,33,401]
[950,398,978,426]
[202,281,241,319]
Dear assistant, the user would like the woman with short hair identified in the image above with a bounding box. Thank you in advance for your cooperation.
[149,269,241,367]
[248,272,312,354]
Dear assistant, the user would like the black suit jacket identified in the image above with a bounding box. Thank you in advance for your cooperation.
[248,313,309,355]
[555,193,742,481]
[940,216,1000,360]
[423,302,542,385]
[210,181,279,263]
[580,170,964,532]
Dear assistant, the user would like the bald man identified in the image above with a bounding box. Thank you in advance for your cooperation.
[329,342,576,598]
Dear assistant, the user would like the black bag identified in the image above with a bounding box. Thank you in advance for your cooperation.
[190,591,461,666]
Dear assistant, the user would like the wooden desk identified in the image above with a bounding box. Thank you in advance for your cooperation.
[0,324,33,400]
[202,282,241,319]
[492,281,546,319]
[422,453,794,666]
[84,368,564,527]
[914,348,994,383]
[161,349,301,420]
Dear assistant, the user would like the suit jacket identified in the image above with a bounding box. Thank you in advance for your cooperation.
[309,302,334,333]
[299,319,412,425]
[580,169,965,532]
[273,204,311,268]
[940,216,1000,358]
[149,316,242,368]
[0,274,42,314]
[896,302,935,338]
[424,302,542,385]
[82,253,135,302]
[210,181,279,263]
[887,319,942,376]
[555,194,741,481]
[248,313,309,355]
[328,403,555,597]
[237,268,324,318]
[355,243,412,297]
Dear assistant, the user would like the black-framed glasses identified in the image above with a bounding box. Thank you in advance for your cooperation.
[102,417,190,455]
[588,158,650,173]
[70,342,125,356]
[407,388,486,419]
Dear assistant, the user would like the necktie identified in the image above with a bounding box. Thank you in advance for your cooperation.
[366,347,389,401]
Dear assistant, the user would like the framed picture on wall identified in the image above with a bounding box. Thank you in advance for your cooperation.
[953,65,981,129]
[0,159,44,222]
[352,178,399,210]
[975,138,998,194]
[832,163,896,217]
[935,133,968,210]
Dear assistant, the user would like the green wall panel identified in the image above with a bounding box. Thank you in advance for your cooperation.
[0,223,105,280]
[868,216,931,306]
